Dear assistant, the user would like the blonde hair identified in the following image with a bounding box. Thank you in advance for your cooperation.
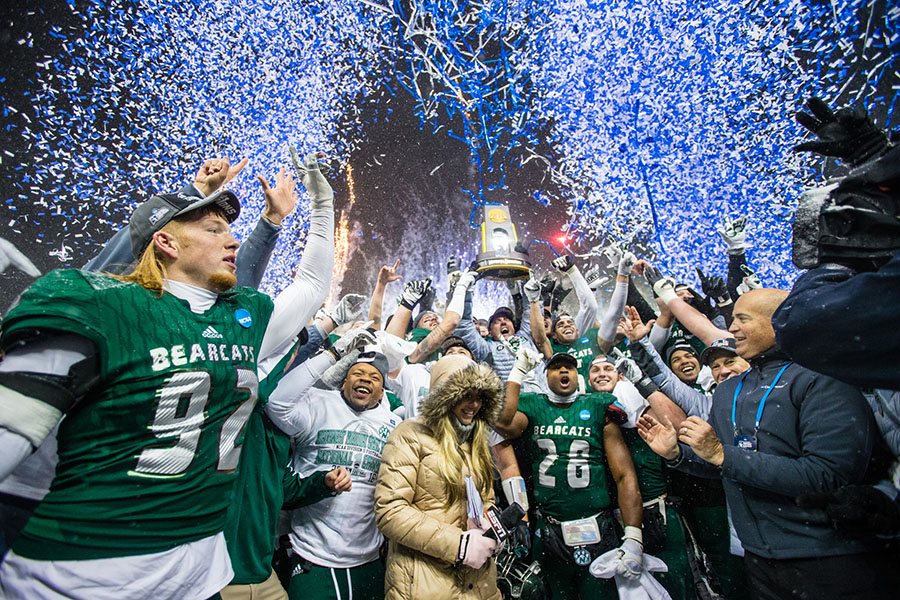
[433,405,495,509]
[110,219,189,296]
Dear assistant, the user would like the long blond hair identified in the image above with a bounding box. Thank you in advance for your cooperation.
[432,397,496,509]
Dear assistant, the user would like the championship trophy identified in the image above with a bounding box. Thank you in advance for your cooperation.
[473,204,531,280]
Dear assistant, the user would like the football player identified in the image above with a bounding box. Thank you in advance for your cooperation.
[493,349,643,600]
[0,153,335,599]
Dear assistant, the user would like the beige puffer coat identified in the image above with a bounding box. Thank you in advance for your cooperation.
[374,362,504,600]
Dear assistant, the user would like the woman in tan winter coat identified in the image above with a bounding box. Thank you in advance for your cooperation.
[374,355,504,600]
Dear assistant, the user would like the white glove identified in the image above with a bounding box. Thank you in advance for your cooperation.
[458,529,498,569]
[508,347,543,385]
[293,151,334,210]
[736,266,762,296]
[398,278,432,310]
[716,214,748,255]
[456,269,477,292]
[584,265,609,291]
[523,275,542,303]
[615,526,644,579]
[330,293,367,327]
[447,270,477,315]
[602,243,623,266]
[652,276,678,305]
[329,321,376,359]
[319,348,361,389]
[552,255,577,275]
[617,251,637,277]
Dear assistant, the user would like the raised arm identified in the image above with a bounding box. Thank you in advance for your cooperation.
[494,348,542,438]
[259,155,335,364]
[524,275,553,358]
[597,248,640,350]
[552,256,598,337]
[644,266,731,346]
[368,259,402,329]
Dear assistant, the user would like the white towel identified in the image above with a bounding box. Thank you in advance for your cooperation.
[589,548,672,600]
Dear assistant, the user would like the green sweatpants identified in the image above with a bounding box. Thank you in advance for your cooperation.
[287,557,384,600]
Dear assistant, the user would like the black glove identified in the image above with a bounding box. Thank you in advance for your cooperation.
[552,255,576,273]
[508,520,532,555]
[539,273,556,306]
[796,485,900,538]
[628,341,662,379]
[399,278,432,310]
[643,265,664,288]
[696,268,731,306]
[794,97,891,167]
[551,281,571,311]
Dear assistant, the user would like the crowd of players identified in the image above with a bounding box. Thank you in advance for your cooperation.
[0,99,898,600]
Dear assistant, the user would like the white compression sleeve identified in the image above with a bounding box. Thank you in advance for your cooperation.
[258,208,334,364]
[598,280,628,343]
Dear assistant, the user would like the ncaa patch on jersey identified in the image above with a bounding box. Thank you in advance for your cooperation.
[235,309,253,328]
[579,409,591,421]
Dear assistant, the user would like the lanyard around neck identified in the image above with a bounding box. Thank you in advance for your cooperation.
[731,362,792,432]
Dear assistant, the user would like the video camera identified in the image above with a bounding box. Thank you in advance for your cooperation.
[791,99,900,272]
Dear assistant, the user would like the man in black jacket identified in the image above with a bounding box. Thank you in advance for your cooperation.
[639,288,895,599]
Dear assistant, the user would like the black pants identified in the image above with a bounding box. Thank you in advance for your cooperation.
[744,550,898,600]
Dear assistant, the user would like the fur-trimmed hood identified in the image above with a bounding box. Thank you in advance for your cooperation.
[419,362,504,431]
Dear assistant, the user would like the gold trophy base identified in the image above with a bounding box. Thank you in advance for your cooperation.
[474,251,532,281]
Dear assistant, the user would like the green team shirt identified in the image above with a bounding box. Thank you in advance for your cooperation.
[551,327,602,391]
[517,391,617,521]
[226,342,331,585]
[2,269,274,560]
[621,428,667,500]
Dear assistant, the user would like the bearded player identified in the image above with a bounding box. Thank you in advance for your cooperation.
[0,153,335,599]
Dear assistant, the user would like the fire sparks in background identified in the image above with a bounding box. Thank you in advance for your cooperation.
[327,163,359,305]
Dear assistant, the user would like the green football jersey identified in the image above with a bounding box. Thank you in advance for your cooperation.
[621,427,667,501]
[552,327,602,392]
[2,269,274,560]
[517,391,617,521]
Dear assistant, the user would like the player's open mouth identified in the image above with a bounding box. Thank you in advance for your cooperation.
[680,364,696,376]
[559,375,571,386]
[353,385,371,398]
[500,325,511,335]
[223,256,236,269]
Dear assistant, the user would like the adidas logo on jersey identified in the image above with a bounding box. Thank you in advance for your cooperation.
[202,326,224,339]
[554,416,566,424]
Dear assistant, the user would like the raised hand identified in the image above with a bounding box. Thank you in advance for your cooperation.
[715,214,748,255]
[289,149,333,209]
[794,97,890,166]
[378,259,402,287]
[637,413,679,460]
[523,275,542,304]
[696,267,730,305]
[193,156,249,196]
[621,306,654,342]
[552,255,576,273]
[256,167,298,224]
[330,321,376,358]
[331,293,367,327]
[678,416,724,466]
[398,278,432,310]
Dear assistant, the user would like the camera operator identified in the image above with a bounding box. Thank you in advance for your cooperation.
[773,97,900,390]
[773,97,900,545]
